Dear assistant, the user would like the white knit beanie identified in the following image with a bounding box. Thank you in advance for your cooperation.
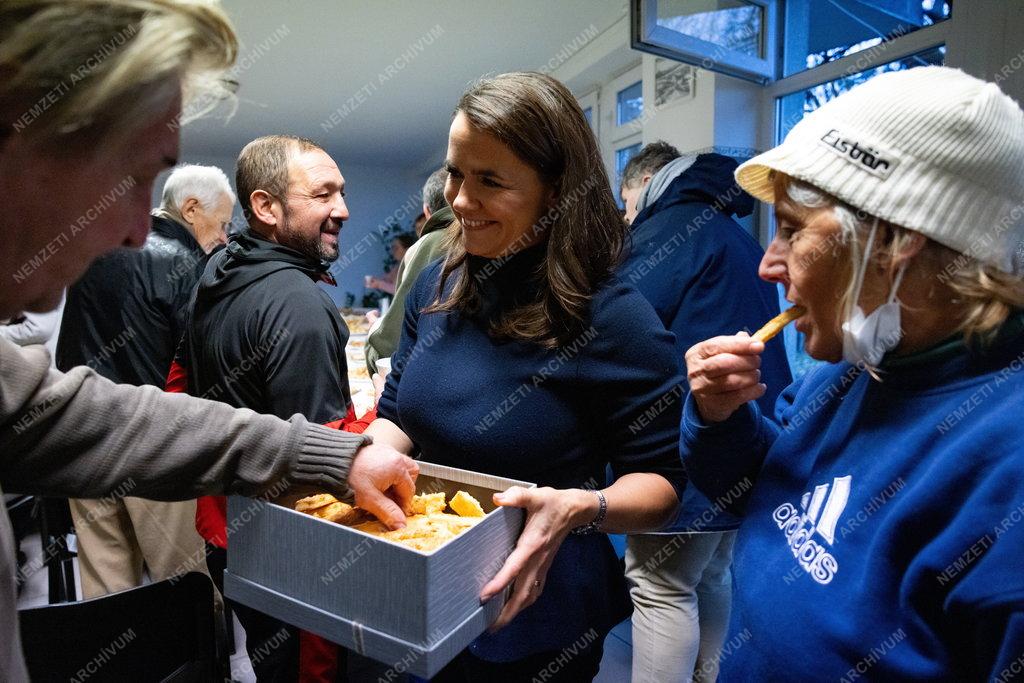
[736,66,1024,275]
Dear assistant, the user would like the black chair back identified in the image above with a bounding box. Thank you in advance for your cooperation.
[34,497,77,603]
[18,571,217,682]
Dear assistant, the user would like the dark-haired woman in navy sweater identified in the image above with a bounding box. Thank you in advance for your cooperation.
[365,72,686,681]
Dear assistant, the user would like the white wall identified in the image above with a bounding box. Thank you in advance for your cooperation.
[553,15,727,178]
[712,75,760,153]
[640,55,716,154]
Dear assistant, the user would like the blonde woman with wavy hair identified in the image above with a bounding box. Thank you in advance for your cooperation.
[0,4,418,679]
[0,0,238,315]
[773,174,1024,363]
[682,66,1024,681]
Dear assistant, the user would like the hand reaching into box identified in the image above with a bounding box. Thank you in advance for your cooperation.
[347,444,419,529]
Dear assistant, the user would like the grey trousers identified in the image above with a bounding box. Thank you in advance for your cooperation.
[625,531,738,683]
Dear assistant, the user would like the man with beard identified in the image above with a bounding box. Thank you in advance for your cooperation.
[184,136,349,422]
[181,135,370,680]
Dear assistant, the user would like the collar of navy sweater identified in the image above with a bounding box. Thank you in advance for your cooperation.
[466,242,547,321]
[878,309,1024,389]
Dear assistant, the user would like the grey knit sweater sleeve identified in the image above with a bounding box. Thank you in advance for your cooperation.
[0,339,367,501]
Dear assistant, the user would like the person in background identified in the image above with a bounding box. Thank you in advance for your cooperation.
[682,66,1024,680]
[154,162,235,251]
[55,163,232,602]
[370,72,687,681]
[618,143,791,682]
[365,233,417,295]
[0,3,415,679]
[413,211,428,237]
[0,291,65,367]
[182,134,394,681]
[365,167,452,375]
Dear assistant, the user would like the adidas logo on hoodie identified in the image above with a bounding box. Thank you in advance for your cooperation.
[772,476,851,585]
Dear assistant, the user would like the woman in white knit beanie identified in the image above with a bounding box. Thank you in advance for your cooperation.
[679,66,1024,681]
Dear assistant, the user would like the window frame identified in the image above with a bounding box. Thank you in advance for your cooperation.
[764,18,950,102]
[599,64,645,197]
[631,0,780,84]
[754,19,951,245]
[577,89,599,137]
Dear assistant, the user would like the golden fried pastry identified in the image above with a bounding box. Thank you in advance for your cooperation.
[752,305,806,343]
[295,493,340,513]
[449,491,485,518]
[410,492,447,515]
[342,315,371,335]
[294,489,489,552]
[352,513,481,552]
[312,501,367,525]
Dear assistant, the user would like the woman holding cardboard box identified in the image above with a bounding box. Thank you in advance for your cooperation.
[365,72,686,680]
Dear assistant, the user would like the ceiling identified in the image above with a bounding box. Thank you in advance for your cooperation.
[181,1,628,169]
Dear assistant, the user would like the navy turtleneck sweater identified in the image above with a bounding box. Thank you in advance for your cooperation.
[377,244,687,661]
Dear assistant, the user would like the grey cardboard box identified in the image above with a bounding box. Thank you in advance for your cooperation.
[224,462,534,678]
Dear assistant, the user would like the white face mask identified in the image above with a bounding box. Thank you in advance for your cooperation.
[841,219,907,367]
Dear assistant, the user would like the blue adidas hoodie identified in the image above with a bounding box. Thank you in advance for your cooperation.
[619,153,792,532]
[680,312,1024,681]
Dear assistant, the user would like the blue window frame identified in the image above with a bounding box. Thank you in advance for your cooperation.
[782,0,952,78]
[614,143,643,208]
[632,0,778,84]
[616,81,644,126]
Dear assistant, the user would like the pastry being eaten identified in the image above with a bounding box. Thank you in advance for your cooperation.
[752,305,806,342]
[293,491,486,552]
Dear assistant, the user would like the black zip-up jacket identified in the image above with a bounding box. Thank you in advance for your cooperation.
[183,229,350,424]
[57,215,205,386]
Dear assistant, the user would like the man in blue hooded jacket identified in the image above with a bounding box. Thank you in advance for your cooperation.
[617,143,792,682]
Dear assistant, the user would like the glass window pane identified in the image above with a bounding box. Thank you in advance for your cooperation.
[614,143,642,208]
[583,107,593,125]
[656,0,764,59]
[778,45,945,140]
[616,81,643,126]
[783,0,951,78]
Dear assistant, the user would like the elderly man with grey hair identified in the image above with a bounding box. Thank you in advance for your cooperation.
[155,162,236,251]
[56,163,234,602]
